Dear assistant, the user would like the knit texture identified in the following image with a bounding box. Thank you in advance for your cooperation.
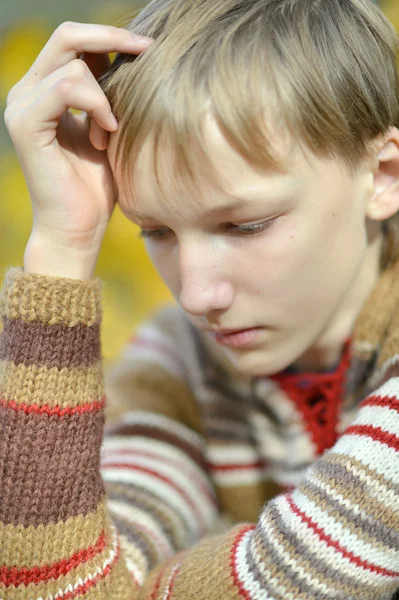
[1,260,399,599]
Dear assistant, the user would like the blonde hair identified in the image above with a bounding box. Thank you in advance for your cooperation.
[99,0,399,259]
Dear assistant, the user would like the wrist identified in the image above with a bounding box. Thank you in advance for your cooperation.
[24,234,101,281]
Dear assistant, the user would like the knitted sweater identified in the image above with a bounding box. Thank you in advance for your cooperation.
[1,259,399,600]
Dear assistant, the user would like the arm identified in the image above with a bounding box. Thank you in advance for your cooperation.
[1,267,398,600]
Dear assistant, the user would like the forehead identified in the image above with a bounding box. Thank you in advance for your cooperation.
[108,114,337,219]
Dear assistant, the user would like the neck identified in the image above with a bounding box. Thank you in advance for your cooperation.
[293,224,383,373]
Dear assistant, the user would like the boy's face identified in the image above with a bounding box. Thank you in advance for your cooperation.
[109,117,380,376]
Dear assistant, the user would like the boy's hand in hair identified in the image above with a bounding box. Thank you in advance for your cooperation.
[4,22,153,280]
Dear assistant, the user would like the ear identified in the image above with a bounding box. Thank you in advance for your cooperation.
[366,127,399,221]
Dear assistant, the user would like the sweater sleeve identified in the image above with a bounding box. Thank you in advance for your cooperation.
[1,267,399,600]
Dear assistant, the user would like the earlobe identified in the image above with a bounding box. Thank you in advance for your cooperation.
[367,129,399,221]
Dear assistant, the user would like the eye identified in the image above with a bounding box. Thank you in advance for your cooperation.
[138,219,277,240]
[229,219,277,236]
[139,227,171,240]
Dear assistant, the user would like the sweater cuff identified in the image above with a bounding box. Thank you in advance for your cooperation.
[0,267,102,327]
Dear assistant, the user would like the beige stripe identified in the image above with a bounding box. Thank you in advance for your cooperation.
[0,267,102,327]
[255,509,363,598]
[215,479,282,522]
[318,454,399,529]
[1,497,108,567]
[105,481,186,549]
[104,362,203,433]
[353,258,399,360]
[171,525,246,599]
[0,518,128,600]
[0,544,133,600]
[0,360,104,408]
[300,481,388,549]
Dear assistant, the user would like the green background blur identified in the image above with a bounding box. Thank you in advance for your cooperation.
[0,0,396,365]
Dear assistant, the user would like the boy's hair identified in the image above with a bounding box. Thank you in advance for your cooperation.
[100,0,399,263]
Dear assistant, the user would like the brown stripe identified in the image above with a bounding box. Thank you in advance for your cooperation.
[105,481,184,550]
[0,317,100,368]
[301,478,399,549]
[109,511,159,568]
[312,454,399,530]
[0,361,104,408]
[107,422,208,473]
[0,404,104,526]
[254,505,369,599]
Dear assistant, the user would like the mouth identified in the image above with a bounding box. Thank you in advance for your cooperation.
[204,326,263,348]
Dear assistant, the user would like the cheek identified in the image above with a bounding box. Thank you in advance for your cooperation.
[146,243,180,289]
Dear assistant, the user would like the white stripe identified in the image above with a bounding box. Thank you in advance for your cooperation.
[123,345,186,382]
[371,355,399,387]
[370,377,399,399]
[116,411,205,450]
[124,324,187,380]
[206,444,261,465]
[212,466,271,487]
[23,524,120,600]
[252,511,334,598]
[234,530,276,599]
[291,489,399,569]
[315,457,399,515]
[353,404,399,436]
[309,471,378,523]
[108,499,174,558]
[119,533,146,586]
[102,468,202,538]
[332,435,399,485]
[102,453,216,527]
[102,436,213,495]
[273,494,391,584]
[162,563,180,600]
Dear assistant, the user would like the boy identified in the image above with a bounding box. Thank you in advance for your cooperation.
[1,0,399,598]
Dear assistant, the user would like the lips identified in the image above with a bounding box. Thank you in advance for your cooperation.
[206,327,261,334]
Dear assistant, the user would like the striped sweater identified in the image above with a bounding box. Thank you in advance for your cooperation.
[1,258,399,599]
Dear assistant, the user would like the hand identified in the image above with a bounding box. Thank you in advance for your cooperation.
[4,22,152,277]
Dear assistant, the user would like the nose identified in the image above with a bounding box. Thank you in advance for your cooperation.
[178,242,234,316]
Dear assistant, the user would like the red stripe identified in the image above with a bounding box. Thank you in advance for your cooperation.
[165,564,181,599]
[102,462,206,533]
[208,460,267,472]
[345,424,399,451]
[0,530,106,587]
[360,394,399,412]
[151,567,166,600]
[229,525,256,598]
[102,448,216,507]
[58,536,120,599]
[286,495,399,577]
[0,396,105,417]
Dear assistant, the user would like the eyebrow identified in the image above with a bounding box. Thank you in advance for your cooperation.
[128,188,294,224]
[129,197,249,223]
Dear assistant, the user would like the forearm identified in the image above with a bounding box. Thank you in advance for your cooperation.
[0,267,132,598]
[132,376,399,599]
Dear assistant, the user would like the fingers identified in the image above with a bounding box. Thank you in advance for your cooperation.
[5,67,118,153]
[7,22,152,103]
[6,58,117,132]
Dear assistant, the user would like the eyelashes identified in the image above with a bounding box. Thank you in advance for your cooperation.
[139,218,277,240]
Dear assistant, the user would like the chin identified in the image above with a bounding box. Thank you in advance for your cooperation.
[225,348,291,378]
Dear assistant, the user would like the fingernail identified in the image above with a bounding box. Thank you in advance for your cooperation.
[109,113,119,129]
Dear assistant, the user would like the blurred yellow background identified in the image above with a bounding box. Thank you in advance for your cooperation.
[0,0,396,365]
